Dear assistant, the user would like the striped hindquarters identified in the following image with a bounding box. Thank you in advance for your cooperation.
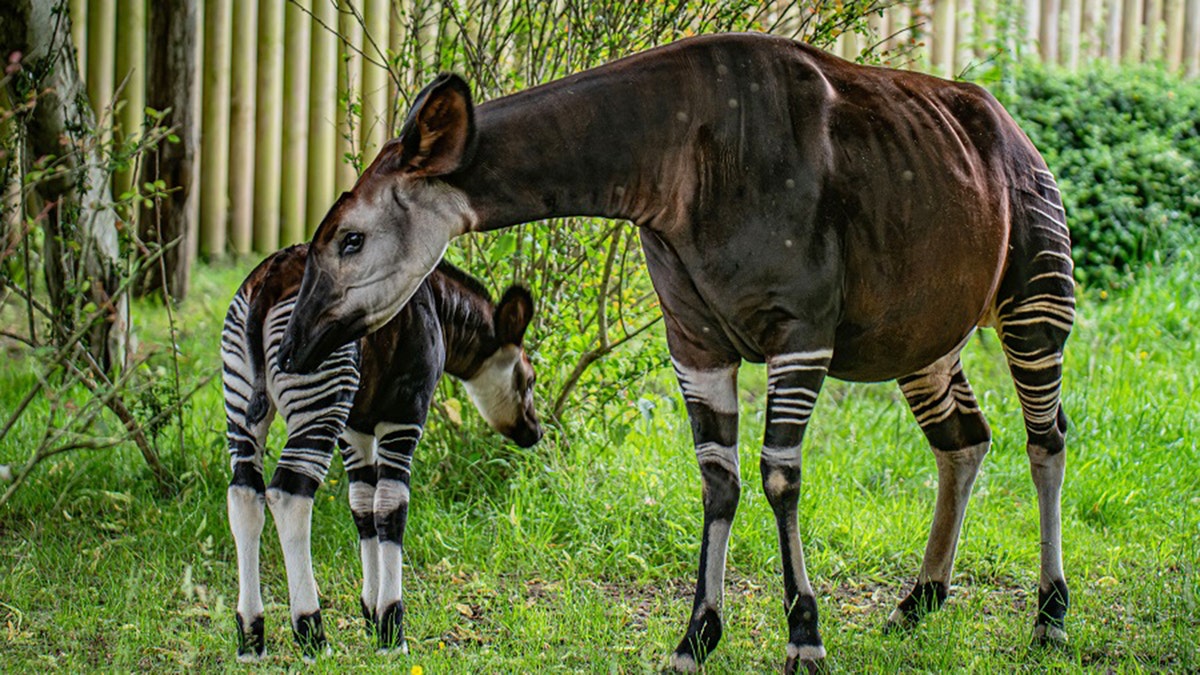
[223,289,271,478]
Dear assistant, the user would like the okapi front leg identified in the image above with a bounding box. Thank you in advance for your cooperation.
[266,468,327,660]
[761,349,831,674]
[228,460,268,662]
[889,352,991,630]
[669,358,740,672]
[340,428,379,635]
[373,422,422,654]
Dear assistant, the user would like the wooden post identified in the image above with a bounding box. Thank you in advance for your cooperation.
[114,0,145,207]
[200,0,231,257]
[1167,0,1186,69]
[252,0,283,254]
[228,0,258,255]
[933,0,955,77]
[69,0,86,74]
[1040,0,1060,64]
[1081,0,1102,60]
[306,0,337,236]
[1145,0,1165,62]
[280,0,311,246]
[336,0,363,193]
[1106,0,1124,63]
[956,0,974,75]
[1122,0,1143,63]
[1187,0,1200,77]
[1064,0,1082,68]
[360,0,390,164]
[86,0,115,122]
[1024,0,1041,55]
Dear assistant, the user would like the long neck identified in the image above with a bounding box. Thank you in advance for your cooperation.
[445,54,702,231]
[429,271,500,380]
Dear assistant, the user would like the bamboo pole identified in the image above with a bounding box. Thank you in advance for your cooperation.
[1122,0,1143,63]
[69,0,87,74]
[86,0,116,122]
[1065,0,1082,68]
[253,0,284,254]
[933,0,955,77]
[1187,0,1200,77]
[1145,0,1165,62]
[114,0,145,205]
[1040,0,1061,64]
[956,0,974,75]
[200,0,232,257]
[1106,0,1123,63]
[361,0,390,164]
[307,0,337,236]
[187,2,203,268]
[228,0,258,255]
[280,1,311,246]
[977,0,995,56]
[1024,0,1041,55]
[336,0,364,193]
[1081,0,1102,60]
[1167,0,1186,69]
[388,0,405,125]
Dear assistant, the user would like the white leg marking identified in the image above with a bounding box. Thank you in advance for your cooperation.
[1028,444,1066,588]
[787,643,827,661]
[697,519,732,620]
[672,359,739,414]
[266,489,320,621]
[669,652,699,673]
[228,485,266,622]
[695,442,739,476]
[917,442,990,585]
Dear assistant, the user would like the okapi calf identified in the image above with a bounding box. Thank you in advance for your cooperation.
[223,244,541,661]
[277,33,1075,672]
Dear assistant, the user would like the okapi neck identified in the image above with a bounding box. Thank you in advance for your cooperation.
[446,71,693,231]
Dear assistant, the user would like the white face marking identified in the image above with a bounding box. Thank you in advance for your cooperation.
[463,345,524,432]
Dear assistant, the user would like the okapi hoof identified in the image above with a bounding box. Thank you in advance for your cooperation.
[668,607,722,671]
[235,614,266,662]
[293,611,328,662]
[784,644,827,674]
[360,597,378,637]
[376,600,407,655]
[1032,579,1069,648]
[885,580,948,632]
[1031,623,1069,648]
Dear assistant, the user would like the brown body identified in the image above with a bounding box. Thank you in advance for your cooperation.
[278,33,1076,672]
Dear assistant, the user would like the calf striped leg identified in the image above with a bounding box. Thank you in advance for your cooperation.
[223,295,273,661]
[888,349,991,629]
[266,317,358,659]
[373,421,422,654]
[340,428,379,635]
[760,349,831,675]
[1000,167,1075,644]
[669,358,740,672]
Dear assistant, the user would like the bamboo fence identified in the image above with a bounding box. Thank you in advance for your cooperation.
[64,0,1200,257]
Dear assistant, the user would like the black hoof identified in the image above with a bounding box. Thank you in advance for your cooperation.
[293,610,327,660]
[377,600,406,653]
[669,607,722,671]
[360,597,378,637]
[236,614,266,662]
[886,580,947,630]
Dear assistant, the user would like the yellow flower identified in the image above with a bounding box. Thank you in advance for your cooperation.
[1100,290,1108,300]
[438,641,445,650]
[411,666,424,675]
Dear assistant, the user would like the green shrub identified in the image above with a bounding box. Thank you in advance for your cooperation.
[995,65,1200,286]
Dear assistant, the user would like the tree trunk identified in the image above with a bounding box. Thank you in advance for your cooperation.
[1,0,129,369]
[138,0,197,300]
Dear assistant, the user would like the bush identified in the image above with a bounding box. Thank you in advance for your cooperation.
[996,65,1200,286]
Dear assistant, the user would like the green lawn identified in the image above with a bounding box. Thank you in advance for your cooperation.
[1,249,1197,672]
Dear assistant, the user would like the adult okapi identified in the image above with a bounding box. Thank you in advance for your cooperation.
[278,33,1075,672]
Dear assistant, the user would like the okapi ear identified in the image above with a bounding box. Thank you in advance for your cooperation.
[495,286,534,345]
[393,73,476,177]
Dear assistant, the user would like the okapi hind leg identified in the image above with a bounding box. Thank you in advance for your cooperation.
[372,421,424,655]
[760,349,833,675]
[266,467,328,661]
[668,358,741,672]
[999,166,1076,645]
[887,350,991,631]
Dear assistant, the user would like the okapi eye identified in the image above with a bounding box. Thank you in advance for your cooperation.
[340,232,364,256]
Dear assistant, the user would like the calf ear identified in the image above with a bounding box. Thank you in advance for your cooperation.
[495,286,534,345]
[392,73,476,177]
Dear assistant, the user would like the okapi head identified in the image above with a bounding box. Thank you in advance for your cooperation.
[458,284,541,448]
[278,73,477,375]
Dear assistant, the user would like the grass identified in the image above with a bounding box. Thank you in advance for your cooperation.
[1,248,1198,672]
